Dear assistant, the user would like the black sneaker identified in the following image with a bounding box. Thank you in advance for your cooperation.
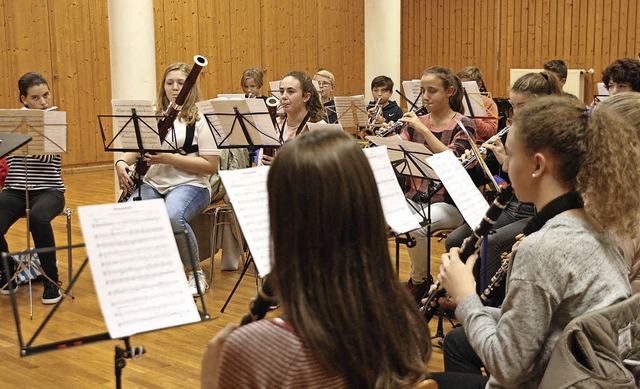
[0,278,18,295]
[1,259,18,295]
[42,280,62,304]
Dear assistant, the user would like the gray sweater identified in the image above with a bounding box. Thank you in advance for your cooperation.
[456,214,631,389]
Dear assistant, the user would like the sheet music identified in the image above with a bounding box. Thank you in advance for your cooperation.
[461,81,488,117]
[0,109,67,154]
[111,100,160,150]
[363,146,421,234]
[334,95,368,128]
[425,150,489,229]
[402,79,423,110]
[366,135,437,179]
[306,123,343,132]
[217,93,246,99]
[597,82,609,96]
[269,80,281,100]
[219,166,271,276]
[78,199,201,339]
[207,98,280,148]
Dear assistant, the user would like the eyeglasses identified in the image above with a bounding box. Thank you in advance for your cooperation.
[317,81,333,87]
[508,100,526,110]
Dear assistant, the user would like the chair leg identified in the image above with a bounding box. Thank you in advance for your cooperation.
[65,208,74,299]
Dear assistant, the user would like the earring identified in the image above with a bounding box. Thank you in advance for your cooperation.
[532,173,537,178]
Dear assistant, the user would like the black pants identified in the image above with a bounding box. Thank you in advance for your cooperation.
[0,189,65,282]
[430,327,490,388]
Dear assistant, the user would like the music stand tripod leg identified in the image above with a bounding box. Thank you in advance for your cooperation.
[220,252,254,313]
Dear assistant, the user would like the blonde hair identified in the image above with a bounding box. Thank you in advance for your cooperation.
[512,96,640,238]
[511,71,563,97]
[599,92,640,140]
[314,69,335,84]
[240,67,265,89]
[155,62,202,125]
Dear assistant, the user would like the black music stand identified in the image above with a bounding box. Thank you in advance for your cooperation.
[200,99,279,311]
[99,108,179,201]
[0,133,32,160]
[0,221,209,389]
[366,136,439,279]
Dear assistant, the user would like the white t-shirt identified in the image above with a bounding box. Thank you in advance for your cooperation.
[143,117,220,195]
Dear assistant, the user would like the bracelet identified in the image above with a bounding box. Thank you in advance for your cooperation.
[115,159,128,167]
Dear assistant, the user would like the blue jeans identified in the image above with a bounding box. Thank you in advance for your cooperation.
[131,183,210,269]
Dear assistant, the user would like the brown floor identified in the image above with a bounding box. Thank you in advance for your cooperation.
[0,168,453,388]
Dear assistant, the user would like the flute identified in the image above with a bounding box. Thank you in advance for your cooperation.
[420,185,514,322]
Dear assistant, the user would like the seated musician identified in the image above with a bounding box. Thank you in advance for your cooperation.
[457,66,498,143]
[259,71,326,166]
[444,72,562,307]
[202,130,433,388]
[115,62,219,297]
[431,95,639,388]
[599,91,640,294]
[313,69,338,124]
[397,66,481,303]
[240,67,267,100]
[0,72,65,303]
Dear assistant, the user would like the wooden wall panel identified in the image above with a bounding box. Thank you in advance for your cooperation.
[401,0,640,101]
[153,0,364,99]
[0,1,364,167]
[48,0,112,166]
[0,1,111,167]
[1,0,53,107]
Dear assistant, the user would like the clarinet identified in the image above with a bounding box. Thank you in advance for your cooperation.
[419,184,514,322]
[240,277,279,325]
[376,106,428,137]
[480,251,511,304]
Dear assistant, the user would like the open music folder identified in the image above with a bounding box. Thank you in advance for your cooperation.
[219,147,420,277]
[0,108,67,154]
[334,95,369,130]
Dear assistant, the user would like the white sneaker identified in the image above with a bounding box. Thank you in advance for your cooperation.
[187,269,209,297]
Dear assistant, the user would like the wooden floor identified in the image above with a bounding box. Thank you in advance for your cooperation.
[0,169,454,388]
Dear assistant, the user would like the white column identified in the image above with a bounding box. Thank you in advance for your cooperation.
[108,0,156,198]
[364,0,401,103]
[108,0,156,100]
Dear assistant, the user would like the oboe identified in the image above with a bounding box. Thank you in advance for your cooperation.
[240,277,279,325]
[420,185,514,322]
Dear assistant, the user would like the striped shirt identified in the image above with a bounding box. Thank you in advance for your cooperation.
[4,155,64,192]
[205,319,349,389]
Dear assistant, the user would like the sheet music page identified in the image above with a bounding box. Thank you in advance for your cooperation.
[78,199,201,339]
[306,123,343,132]
[209,99,280,148]
[363,146,421,234]
[366,135,438,179]
[402,80,423,110]
[334,95,368,128]
[461,81,488,117]
[269,80,281,100]
[425,150,489,229]
[111,100,160,150]
[43,110,67,153]
[246,98,280,145]
[0,109,66,154]
[217,93,246,99]
[219,166,271,277]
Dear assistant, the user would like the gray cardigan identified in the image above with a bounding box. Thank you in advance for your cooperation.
[456,214,631,388]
